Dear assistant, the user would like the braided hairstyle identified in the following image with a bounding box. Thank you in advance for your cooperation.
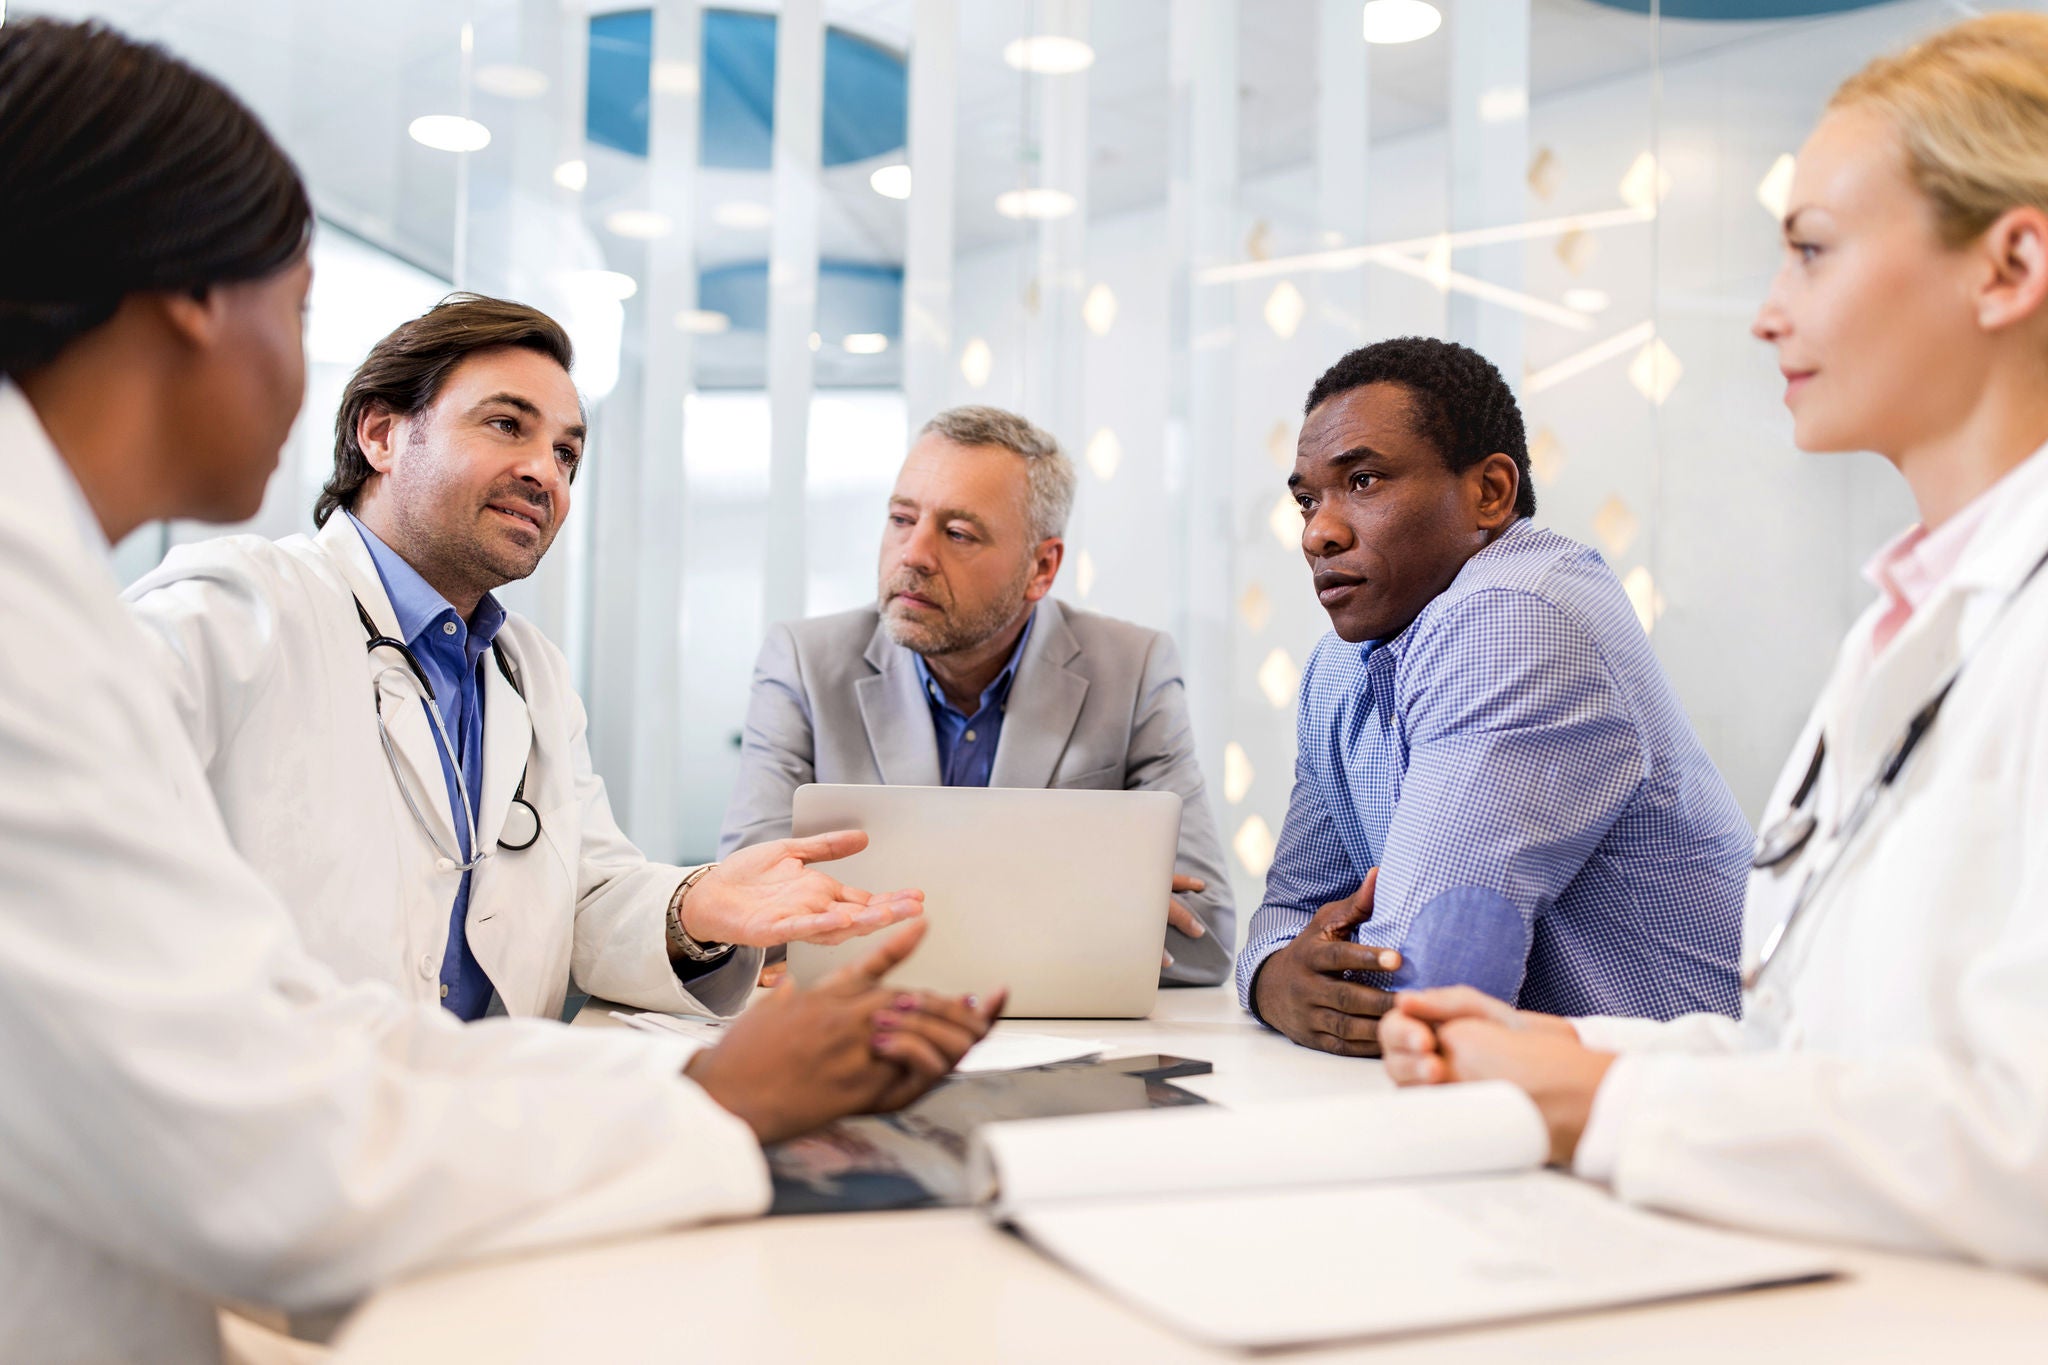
[1304,336,1536,518]
[0,17,310,379]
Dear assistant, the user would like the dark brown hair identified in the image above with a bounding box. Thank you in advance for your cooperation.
[315,293,575,527]
[0,18,311,377]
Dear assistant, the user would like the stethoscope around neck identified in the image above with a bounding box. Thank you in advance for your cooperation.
[354,595,540,871]
[1743,540,2048,991]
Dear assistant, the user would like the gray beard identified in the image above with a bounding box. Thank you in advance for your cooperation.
[879,568,1032,658]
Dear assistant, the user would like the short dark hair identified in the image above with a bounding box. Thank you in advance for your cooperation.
[0,18,311,379]
[315,293,576,528]
[1303,336,1535,518]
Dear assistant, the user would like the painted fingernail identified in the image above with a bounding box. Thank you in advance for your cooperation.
[964,994,980,1010]
[893,993,917,1011]
[874,1012,899,1030]
[872,1033,893,1051]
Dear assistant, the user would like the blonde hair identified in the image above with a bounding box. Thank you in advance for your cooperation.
[1831,12,2048,248]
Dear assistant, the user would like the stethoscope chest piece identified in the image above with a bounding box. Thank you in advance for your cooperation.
[499,797,541,852]
[1752,808,1818,870]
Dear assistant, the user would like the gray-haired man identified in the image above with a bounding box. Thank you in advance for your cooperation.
[719,405,1235,985]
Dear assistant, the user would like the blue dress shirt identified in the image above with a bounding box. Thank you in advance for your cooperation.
[1236,520,1749,1021]
[913,614,1035,787]
[350,514,506,1020]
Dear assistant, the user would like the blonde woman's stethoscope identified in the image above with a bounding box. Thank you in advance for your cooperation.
[1744,540,2048,989]
[354,595,541,870]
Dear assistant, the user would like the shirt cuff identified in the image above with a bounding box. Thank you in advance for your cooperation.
[1571,1053,1642,1184]
[1239,941,1289,1020]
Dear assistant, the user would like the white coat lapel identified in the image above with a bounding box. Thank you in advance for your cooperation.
[989,600,1088,789]
[318,516,464,852]
[857,621,943,786]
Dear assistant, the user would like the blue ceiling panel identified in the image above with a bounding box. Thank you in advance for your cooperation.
[585,8,907,169]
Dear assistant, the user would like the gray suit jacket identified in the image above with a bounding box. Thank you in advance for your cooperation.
[717,598,1235,985]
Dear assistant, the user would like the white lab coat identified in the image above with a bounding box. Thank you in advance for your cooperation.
[124,515,761,1020]
[0,382,770,1365]
[1573,439,2048,1269]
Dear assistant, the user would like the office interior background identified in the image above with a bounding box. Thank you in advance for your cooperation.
[39,0,2018,936]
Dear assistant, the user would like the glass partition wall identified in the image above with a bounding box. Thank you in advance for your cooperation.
[42,0,2034,937]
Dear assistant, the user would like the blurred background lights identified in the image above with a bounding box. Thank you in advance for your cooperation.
[1002,35,1096,74]
[869,163,913,200]
[1362,0,1442,45]
[407,115,490,152]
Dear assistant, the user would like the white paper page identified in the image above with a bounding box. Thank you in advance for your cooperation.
[973,1082,1548,1208]
[613,1012,1102,1074]
[1007,1172,1837,1348]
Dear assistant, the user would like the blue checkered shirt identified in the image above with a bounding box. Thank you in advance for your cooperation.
[1236,520,1748,1021]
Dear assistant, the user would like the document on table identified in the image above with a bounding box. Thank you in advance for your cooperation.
[970,1084,1838,1348]
[612,1011,1104,1074]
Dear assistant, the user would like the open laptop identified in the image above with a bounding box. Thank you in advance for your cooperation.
[786,783,1182,1018]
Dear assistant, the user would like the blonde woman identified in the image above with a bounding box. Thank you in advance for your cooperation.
[1379,12,2048,1268]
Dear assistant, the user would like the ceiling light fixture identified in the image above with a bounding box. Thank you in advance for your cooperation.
[408,115,491,153]
[1562,288,1610,314]
[604,208,674,240]
[561,269,638,302]
[1201,206,1655,286]
[472,64,549,99]
[869,163,913,200]
[842,332,889,355]
[1002,35,1096,74]
[996,188,1077,221]
[1362,0,1441,45]
[651,59,700,97]
[713,201,775,230]
[552,159,587,192]
[675,309,731,335]
[1524,320,1655,396]
[960,338,993,388]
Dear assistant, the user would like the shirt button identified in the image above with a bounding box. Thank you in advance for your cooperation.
[964,729,977,742]
[418,953,436,979]
[440,983,450,999]
[442,621,458,636]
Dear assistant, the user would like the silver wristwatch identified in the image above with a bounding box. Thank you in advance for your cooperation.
[667,864,733,964]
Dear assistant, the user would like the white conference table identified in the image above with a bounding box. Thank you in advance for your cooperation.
[333,987,2048,1363]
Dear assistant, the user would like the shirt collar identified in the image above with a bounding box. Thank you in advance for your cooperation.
[913,607,1037,718]
[1353,517,1536,663]
[1861,485,1997,620]
[346,512,505,651]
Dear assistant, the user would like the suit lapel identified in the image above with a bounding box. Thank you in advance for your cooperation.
[989,599,1088,789]
[858,622,944,786]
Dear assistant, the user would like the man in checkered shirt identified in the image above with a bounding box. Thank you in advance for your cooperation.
[1238,338,1748,1055]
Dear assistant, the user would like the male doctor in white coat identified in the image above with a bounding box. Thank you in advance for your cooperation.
[127,293,914,1020]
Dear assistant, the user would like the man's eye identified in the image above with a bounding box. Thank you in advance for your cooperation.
[948,529,973,543]
[490,417,517,434]
[1350,471,1376,491]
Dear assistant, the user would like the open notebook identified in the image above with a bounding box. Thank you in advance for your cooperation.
[968,1083,1836,1348]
